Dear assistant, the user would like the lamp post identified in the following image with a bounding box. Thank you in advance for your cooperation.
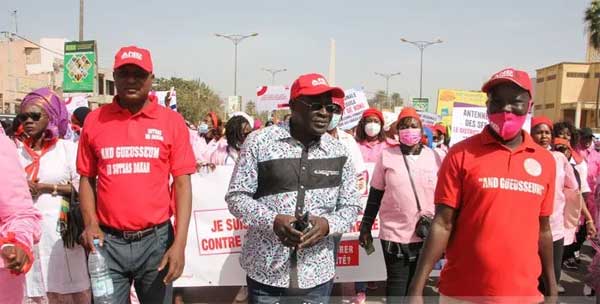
[215,33,258,96]
[262,68,287,85]
[400,38,443,99]
[374,72,401,110]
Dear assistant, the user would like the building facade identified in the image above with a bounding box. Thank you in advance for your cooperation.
[534,62,600,129]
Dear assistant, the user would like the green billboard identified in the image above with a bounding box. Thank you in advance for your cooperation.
[412,97,429,112]
[63,41,96,93]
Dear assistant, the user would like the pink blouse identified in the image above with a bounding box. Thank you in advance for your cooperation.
[0,134,42,304]
[549,151,578,241]
[358,139,393,163]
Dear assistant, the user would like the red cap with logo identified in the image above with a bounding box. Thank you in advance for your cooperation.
[481,68,532,99]
[398,107,421,123]
[290,73,345,101]
[113,46,153,73]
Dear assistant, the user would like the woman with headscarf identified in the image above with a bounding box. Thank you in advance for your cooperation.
[15,88,91,304]
[201,112,225,161]
[359,107,442,301]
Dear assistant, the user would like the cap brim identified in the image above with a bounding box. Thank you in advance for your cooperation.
[297,86,345,99]
[481,77,529,94]
[114,59,152,73]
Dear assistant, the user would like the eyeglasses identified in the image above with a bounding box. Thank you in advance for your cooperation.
[17,112,42,122]
[297,99,341,114]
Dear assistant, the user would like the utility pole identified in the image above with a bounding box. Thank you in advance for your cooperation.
[11,10,18,34]
[400,38,443,99]
[79,0,84,41]
[262,68,287,85]
[215,33,259,96]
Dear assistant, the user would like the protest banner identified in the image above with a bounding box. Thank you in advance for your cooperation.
[256,86,291,112]
[175,164,391,287]
[63,41,96,93]
[436,89,487,131]
[338,89,369,131]
[151,89,177,111]
[449,103,531,146]
[418,111,441,128]
[63,94,90,114]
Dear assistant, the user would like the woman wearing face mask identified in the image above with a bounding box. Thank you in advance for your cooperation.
[432,124,449,158]
[201,111,225,161]
[358,107,441,301]
[355,108,393,163]
[16,88,91,304]
[553,122,598,273]
[530,116,586,294]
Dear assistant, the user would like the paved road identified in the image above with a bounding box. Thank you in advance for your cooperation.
[177,244,599,303]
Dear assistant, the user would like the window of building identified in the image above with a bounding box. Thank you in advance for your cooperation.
[536,78,544,83]
[547,75,557,81]
[545,104,555,109]
[107,80,115,95]
[24,47,41,65]
[98,74,105,95]
[595,73,600,78]
[566,72,590,78]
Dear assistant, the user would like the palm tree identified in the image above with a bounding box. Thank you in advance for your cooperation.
[585,0,600,127]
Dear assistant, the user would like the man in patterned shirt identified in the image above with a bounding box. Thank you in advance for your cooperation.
[226,73,361,304]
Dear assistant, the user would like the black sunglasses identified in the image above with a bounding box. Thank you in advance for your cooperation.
[297,99,341,114]
[17,112,42,122]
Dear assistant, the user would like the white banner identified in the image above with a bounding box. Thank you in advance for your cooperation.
[64,94,89,114]
[449,105,532,146]
[339,89,369,131]
[152,89,177,111]
[256,86,291,112]
[418,111,441,128]
[175,164,390,287]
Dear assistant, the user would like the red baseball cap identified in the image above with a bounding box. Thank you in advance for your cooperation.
[362,108,384,125]
[113,46,153,73]
[433,124,447,135]
[332,97,345,111]
[531,116,553,131]
[290,73,345,101]
[481,68,532,98]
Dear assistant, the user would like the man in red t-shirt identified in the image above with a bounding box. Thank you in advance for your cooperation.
[408,68,557,303]
[77,46,196,303]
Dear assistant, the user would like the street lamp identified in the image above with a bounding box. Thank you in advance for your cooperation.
[215,33,259,96]
[400,37,443,99]
[374,72,401,111]
[262,68,287,85]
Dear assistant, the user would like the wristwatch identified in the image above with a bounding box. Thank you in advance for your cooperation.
[52,184,58,196]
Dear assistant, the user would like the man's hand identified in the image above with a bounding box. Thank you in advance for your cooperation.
[1,245,30,273]
[158,242,185,284]
[28,180,40,198]
[359,228,373,249]
[273,214,303,248]
[81,223,105,252]
[298,216,329,249]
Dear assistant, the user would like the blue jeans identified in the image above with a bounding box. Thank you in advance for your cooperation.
[247,276,333,304]
[99,222,174,304]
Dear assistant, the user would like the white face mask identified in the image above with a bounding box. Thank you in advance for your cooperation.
[327,114,342,131]
[364,122,381,137]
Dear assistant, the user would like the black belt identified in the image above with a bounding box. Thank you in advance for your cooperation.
[101,221,169,241]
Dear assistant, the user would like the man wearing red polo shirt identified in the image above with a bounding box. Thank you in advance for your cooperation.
[77,46,196,303]
[408,68,557,303]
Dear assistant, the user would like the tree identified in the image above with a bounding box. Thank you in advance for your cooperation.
[585,0,600,126]
[390,93,404,108]
[154,77,224,125]
[368,90,387,110]
[245,100,257,116]
[368,90,403,111]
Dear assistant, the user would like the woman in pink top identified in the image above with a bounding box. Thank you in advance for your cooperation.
[0,133,42,304]
[530,117,581,293]
[356,108,393,163]
[358,107,441,300]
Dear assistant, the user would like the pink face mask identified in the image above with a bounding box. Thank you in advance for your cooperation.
[398,128,422,146]
[488,112,527,140]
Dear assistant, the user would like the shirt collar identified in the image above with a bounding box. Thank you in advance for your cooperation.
[107,95,160,119]
[276,121,332,152]
[480,125,537,153]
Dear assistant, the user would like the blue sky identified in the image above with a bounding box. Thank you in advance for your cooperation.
[1,0,591,110]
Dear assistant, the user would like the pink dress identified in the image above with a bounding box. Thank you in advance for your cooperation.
[0,134,42,304]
